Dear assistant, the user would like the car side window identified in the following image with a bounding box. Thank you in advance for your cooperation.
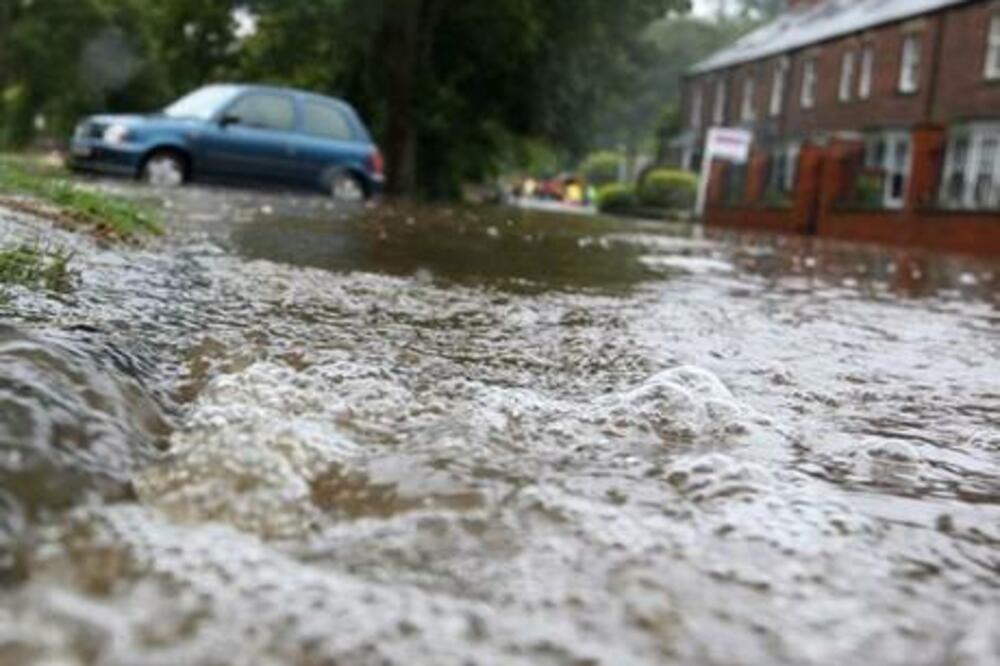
[226,94,295,132]
[302,102,354,141]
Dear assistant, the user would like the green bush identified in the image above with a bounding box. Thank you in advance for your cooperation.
[761,190,793,208]
[855,171,884,208]
[580,151,622,187]
[596,183,635,213]
[637,168,698,210]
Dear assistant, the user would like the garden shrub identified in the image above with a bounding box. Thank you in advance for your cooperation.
[637,168,698,210]
[596,183,635,213]
[854,171,885,208]
[581,151,622,187]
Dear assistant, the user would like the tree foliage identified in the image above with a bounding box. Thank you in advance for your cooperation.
[592,7,768,166]
[1,0,695,197]
[580,151,623,187]
[241,0,685,196]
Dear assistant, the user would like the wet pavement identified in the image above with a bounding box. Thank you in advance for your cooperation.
[0,182,998,665]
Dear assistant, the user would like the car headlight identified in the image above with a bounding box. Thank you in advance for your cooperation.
[103,124,130,145]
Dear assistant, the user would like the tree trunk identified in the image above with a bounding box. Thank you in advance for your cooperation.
[383,0,422,197]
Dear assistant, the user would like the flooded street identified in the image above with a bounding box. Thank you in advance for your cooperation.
[1,184,998,665]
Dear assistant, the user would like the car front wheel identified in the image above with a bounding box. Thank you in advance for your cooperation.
[329,171,366,202]
[141,151,186,188]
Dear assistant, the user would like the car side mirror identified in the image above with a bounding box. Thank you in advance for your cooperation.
[219,114,241,128]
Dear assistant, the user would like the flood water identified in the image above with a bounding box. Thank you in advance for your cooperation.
[1,184,998,665]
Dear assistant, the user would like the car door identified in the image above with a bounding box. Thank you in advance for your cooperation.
[195,91,300,185]
[288,99,367,189]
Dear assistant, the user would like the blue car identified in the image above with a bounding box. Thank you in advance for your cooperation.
[69,84,384,201]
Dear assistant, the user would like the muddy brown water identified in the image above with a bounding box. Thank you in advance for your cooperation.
[0,183,998,665]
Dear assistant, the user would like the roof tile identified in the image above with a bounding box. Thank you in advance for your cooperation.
[691,0,973,74]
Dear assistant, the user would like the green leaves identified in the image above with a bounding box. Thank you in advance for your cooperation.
[0,159,163,238]
[2,0,686,197]
[0,242,77,300]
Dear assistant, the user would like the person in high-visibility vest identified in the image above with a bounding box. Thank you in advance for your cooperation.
[523,178,537,198]
[565,180,583,205]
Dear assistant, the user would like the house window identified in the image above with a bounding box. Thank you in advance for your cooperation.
[864,132,911,209]
[770,58,789,117]
[941,126,1000,210]
[899,35,922,93]
[741,76,756,122]
[713,77,728,125]
[690,85,703,129]
[942,136,970,206]
[887,136,912,207]
[974,137,1000,208]
[785,143,800,191]
[801,57,818,109]
[839,51,856,102]
[859,46,874,99]
[985,15,1000,80]
[767,142,800,195]
[865,136,886,169]
[770,150,787,194]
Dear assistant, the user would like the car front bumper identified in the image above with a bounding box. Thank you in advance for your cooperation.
[66,139,144,177]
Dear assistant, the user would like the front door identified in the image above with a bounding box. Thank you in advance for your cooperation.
[195,92,300,185]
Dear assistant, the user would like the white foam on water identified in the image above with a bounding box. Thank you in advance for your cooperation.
[640,255,736,275]
[3,197,999,666]
[135,362,363,539]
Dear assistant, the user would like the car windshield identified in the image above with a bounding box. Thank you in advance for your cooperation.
[164,85,240,120]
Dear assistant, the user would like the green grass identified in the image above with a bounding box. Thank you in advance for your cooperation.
[0,157,162,238]
[0,242,77,300]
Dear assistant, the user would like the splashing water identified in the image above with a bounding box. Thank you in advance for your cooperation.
[0,188,998,665]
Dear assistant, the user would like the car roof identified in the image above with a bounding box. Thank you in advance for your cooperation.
[219,83,353,110]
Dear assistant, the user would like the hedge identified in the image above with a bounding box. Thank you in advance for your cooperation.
[596,183,635,213]
[580,151,622,187]
[637,168,698,210]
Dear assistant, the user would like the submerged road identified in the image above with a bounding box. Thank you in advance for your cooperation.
[0,182,998,665]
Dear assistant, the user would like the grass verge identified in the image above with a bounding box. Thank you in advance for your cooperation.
[0,157,162,239]
[0,242,77,301]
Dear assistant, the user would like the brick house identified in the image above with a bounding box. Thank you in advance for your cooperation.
[677,0,1000,251]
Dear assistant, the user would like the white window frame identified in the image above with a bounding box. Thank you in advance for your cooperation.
[713,77,728,126]
[740,76,756,122]
[885,133,912,209]
[801,57,818,109]
[985,14,1000,80]
[766,141,801,194]
[858,46,874,99]
[940,124,1000,210]
[690,84,703,130]
[785,143,800,191]
[839,51,856,102]
[940,133,971,208]
[864,131,912,209]
[899,35,922,94]
[770,57,789,117]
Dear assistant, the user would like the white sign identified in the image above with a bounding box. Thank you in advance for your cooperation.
[706,127,753,164]
[695,127,755,216]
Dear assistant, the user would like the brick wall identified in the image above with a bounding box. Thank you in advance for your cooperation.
[932,0,1000,122]
[782,19,940,135]
[682,0,1000,145]
[704,125,1000,257]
